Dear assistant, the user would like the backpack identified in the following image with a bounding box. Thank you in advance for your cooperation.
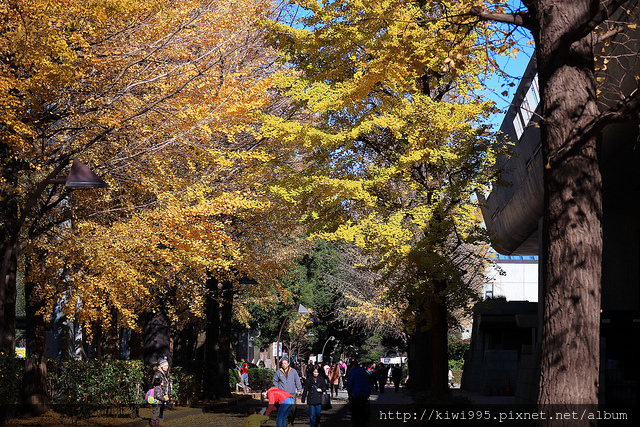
[145,388,157,404]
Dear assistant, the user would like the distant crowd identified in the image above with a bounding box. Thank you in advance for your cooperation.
[248,355,407,427]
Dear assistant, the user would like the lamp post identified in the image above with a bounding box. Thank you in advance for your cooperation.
[276,304,310,364]
[321,336,335,362]
[10,158,108,415]
[1,158,108,352]
[291,314,321,365]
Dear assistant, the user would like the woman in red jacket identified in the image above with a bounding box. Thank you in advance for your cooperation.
[262,387,294,427]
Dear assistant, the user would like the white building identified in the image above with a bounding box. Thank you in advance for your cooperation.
[484,254,538,302]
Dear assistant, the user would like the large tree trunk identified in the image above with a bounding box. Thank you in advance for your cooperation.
[144,307,171,366]
[0,170,20,354]
[532,0,602,420]
[130,312,146,361]
[0,244,18,354]
[203,277,233,400]
[22,250,49,417]
[406,284,449,398]
[426,281,450,397]
[102,307,121,359]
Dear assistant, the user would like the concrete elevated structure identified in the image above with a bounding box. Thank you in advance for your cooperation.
[475,18,640,404]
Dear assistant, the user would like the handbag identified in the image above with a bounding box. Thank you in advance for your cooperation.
[321,392,332,410]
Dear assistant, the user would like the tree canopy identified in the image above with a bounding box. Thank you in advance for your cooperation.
[260,0,503,338]
[256,0,509,394]
[0,0,301,347]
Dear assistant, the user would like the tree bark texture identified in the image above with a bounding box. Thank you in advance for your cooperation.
[1,245,18,353]
[203,277,233,399]
[143,307,171,366]
[0,171,19,354]
[22,251,49,416]
[530,0,603,421]
[427,281,450,397]
[406,283,449,397]
[130,312,146,361]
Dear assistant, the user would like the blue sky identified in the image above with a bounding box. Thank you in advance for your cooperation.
[480,1,536,128]
[482,48,534,129]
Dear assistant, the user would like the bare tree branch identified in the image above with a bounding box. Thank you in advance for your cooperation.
[468,6,531,29]
[549,88,640,166]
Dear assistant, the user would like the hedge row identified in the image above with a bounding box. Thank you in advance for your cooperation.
[0,353,275,405]
[247,367,275,391]
[0,352,22,406]
[0,352,278,419]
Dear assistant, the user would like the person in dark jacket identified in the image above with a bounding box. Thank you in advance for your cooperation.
[149,375,168,426]
[346,359,370,427]
[301,367,328,427]
[376,364,386,394]
[151,358,172,424]
[392,365,403,392]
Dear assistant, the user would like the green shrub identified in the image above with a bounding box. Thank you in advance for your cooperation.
[170,365,199,406]
[229,367,241,386]
[0,352,22,405]
[247,368,274,391]
[47,359,144,419]
[0,352,23,422]
[448,338,470,362]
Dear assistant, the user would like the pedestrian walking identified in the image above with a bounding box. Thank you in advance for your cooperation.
[273,356,303,427]
[346,359,370,427]
[151,357,172,425]
[239,358,250,392]
[328,363,341,397]
[301,367,328,427]
[368,363,377,392]
[376,364,386,394]
[149,376,169,426]
[338,360,347,390]
[392,365,403,392]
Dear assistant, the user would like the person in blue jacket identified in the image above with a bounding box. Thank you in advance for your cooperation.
[346,359,371,427]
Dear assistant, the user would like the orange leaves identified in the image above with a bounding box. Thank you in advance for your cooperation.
[1,0,300,333]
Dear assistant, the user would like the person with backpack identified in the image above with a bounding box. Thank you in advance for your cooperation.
[148,376,169,426]
[151,358,172,424]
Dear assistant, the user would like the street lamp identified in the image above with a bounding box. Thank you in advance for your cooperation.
[5,158,108,414]
[276,304,310,363]
[0,158,108,351]
[290,314,321,364]
[321,336,336,362]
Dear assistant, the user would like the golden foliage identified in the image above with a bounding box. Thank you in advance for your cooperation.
[1,0,300,334]
[260,0,507,331]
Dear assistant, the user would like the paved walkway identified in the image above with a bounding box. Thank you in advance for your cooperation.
[209,385,416,427]
[119,386,518,426]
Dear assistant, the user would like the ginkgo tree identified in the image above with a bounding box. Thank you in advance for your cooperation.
[260,0,508,395]
[1,0,305,411]
[468,0,640,419]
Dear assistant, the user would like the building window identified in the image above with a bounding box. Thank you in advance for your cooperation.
[512,73,540,141]
[513,114,525,139]
[484,283,494,299]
